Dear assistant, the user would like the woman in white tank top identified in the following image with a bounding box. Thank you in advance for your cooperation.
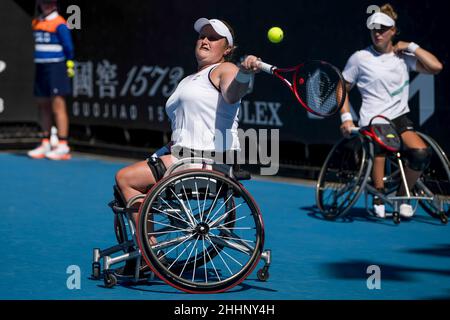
[115,18,263,221]
[339,4,443,218]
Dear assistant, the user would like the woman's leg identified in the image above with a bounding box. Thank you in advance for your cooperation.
[37,97,52,135]
[115,154,176,224]
[372,155,386,190]
[372,154,387,217]
[115,161,155,202]
[28,98,53,158]
[398,131,429,195]
[51,95,69,139]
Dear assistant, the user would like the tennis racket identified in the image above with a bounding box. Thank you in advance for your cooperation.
[258,60,346,117]
[358,115,402,152]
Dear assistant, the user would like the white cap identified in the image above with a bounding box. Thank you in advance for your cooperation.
[367,12,396,29]
[194,18,234,46]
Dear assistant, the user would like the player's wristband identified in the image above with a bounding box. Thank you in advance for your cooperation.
[406,42,420,53]
[340,112,353,123]
[235,69,252,83]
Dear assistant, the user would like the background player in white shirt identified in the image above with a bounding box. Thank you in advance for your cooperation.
[340,3,443,218]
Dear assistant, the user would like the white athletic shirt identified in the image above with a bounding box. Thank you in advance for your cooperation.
[165,63,241,152]
[342,46,418,126]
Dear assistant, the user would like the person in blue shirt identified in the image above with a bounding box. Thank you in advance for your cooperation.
[28,0,74,160]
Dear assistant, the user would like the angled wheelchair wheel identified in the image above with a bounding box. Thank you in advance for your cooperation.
[316,136,373,219]
[415,133,450,220]
[137,169,264,293]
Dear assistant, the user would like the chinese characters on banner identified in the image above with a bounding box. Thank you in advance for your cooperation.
[71,59,184,128]
[70,60,285,130]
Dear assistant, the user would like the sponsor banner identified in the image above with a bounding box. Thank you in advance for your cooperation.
[2,0,449,152]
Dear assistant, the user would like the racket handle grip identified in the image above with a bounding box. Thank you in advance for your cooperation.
[258,61,276,74]
[350,127,360,135]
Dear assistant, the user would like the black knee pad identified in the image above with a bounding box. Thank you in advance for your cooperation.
[147,157,167,182]
[404,147,432,171]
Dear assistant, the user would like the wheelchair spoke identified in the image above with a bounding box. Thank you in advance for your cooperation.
[200,180,210,222]
[205,193,235,225]
[147,228,191,236]
[203,237,208,283]
[146,218,191,232]
[205,193,234,224]
[203,183,223,222]
[206,235,243,267]
[214,226,253,230]
[211,215,248,229]
[209,234,253,255]
[322,185,339,205]
[181,184,196,224]
[159,196,192,228]
[192,248,198,282]
[168,242,193,271]
[209,203,243,229]
[323,179,359,211]
[195,181,202,222]
[151,234,193,251]
[179,236,200,277]
[214,227,256,252]
[205,235,233,276]
[170,187,198,226]
[157,233,196,261]
[211,233,255,244]
[205,239,221,282]
[151,206,192,228]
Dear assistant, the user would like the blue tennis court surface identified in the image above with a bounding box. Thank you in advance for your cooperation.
[1,152,449,300]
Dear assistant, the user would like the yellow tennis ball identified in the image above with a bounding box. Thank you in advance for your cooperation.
[267,27,284,43]
[66,60,75,70]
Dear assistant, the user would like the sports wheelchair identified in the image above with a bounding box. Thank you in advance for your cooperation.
[92,157,271,293]
[316,115,450,224]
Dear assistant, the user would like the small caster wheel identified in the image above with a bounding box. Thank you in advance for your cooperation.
[257,267,269,281]
[92,262,101,279]
[440,213,448,224]
[104,273,117,288]
[393,212,401,224]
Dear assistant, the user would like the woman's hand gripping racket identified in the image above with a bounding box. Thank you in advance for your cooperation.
[258,60,346,117]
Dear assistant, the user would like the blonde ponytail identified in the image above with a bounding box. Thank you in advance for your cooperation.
[380,3,398,21]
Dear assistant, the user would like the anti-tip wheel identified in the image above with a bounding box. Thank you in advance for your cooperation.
[440,213,448,224]
[104,273,117,288]
[257,268,269,281]
[393,212,401,224]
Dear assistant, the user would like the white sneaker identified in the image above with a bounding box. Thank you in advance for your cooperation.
[373,204,386,218]
[45,142,71,160]
[399,203,414,218]
[27,139,51,159]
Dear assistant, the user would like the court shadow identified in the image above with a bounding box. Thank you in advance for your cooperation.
[9,152,30,158]
[113,277,277,295]
[301,206,397,227]
[422,289,450,300]
[408,214,448,226]
[321,259,450,282]
[93,273,276,294]
[402,244,450,258]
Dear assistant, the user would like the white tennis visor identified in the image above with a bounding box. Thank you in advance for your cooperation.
[367,12,395,29]
[194,18,234,46]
